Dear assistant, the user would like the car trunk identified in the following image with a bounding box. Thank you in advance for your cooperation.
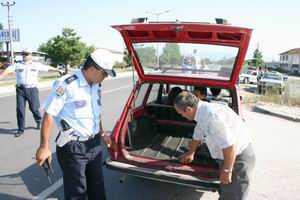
[125,104,219,170]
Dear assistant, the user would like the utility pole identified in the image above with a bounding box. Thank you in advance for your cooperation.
[146,10,169,67]
[1,1,15,65]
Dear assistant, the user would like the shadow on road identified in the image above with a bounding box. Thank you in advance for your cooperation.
[0,126,39,136]
[0,153,63,200]
[0,194,29,200]
[242,85,257,94]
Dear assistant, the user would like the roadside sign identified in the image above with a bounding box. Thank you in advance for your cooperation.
[0,29,20,42]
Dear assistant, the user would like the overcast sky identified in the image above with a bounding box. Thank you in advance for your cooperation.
[0,0,299,61]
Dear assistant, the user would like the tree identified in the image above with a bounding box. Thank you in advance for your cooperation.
[123,48,133,67]
[135,44,156,66]
[159,43,181,66]
[0,23,3,50]
[38,28,94,74]
[250,48,264,68]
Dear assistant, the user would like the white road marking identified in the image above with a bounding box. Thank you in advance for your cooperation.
[30,84,131,199]
[102,85,131,94]
[32,178,63,200]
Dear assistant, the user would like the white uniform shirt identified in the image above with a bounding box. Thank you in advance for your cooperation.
[6,61,49,86]
[42,70,102,137]
[193,101,252,160]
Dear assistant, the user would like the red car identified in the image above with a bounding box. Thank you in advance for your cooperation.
[106,20,252,192]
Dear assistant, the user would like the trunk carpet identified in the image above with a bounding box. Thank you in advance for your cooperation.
[128,134,218,167]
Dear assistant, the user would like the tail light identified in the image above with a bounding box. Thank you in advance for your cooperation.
[107,139,118,160]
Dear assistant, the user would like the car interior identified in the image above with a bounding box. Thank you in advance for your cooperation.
[123,83,235,170]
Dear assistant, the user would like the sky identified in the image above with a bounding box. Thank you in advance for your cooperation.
[0,0,299,62]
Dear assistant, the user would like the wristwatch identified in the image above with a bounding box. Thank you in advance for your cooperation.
[223,168,233,173]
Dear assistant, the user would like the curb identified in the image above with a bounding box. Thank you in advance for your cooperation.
[253,106,300,122]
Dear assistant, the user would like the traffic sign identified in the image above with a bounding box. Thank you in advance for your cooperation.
[0,29,20,42]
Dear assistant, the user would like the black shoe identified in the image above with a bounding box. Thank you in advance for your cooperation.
[15,130,24,137]
[36,121,41,130]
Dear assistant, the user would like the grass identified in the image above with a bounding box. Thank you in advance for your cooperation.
[243,84,300,107]
[0,74,61,87]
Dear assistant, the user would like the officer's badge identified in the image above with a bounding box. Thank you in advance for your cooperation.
[56,86,65,96]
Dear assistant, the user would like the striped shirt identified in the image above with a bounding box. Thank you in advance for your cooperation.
[193,101,252,160]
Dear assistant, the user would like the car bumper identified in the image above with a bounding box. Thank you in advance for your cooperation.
[106,157,220,192]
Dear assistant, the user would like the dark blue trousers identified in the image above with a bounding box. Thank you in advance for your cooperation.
[16,86,42,132]
[56,135,106,200]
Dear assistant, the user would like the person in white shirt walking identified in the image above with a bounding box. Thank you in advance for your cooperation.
[0,48,62,137]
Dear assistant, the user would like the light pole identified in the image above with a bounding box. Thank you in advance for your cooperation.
[1,1,15,65]
[146,10,169,67]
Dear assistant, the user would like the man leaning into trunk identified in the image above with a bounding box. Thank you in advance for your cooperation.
[173,91,255,200]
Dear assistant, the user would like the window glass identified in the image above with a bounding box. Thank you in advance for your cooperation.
[134,83,149,108]
[147,83,160,104]
[133,42,239,81]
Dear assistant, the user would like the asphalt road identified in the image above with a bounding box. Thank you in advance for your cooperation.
[0,76,300,200]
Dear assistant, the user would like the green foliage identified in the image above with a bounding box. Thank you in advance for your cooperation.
[0,23,3,50]
[250,48,264,67]
[123,49,133,67]
[159,43,181,66]
[113,61,128,69]
[38,28,94,68]
[135,44,156,66]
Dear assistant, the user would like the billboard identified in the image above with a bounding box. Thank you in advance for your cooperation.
[0,29,20,42]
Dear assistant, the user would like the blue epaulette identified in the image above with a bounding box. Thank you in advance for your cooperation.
[64,75,78,84]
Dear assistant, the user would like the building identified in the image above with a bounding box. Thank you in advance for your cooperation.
[264,61,280,70]
[279,48,300,74]
[96,47,124,64]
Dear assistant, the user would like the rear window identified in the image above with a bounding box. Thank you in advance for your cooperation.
[133,42,239,81]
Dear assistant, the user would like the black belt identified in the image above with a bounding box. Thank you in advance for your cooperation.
[71,133,100,142]
[16,84,37,88]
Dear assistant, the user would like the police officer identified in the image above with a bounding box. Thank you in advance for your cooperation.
[0,48,62,137]
[35,49,115,200]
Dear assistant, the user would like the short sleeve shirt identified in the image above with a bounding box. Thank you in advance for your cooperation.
[193,101,252,160]
[42,70,102,137]
[6,61,49,85]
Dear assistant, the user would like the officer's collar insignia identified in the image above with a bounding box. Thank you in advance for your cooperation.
[56,86,65,96]
[65,75,78,84]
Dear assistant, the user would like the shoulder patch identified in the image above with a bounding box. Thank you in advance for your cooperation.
[56,86,65,96]
[64,75,78,84]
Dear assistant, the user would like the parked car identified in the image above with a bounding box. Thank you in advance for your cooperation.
[105,21,252,192]
[257,72,286,94]
[239,70,258,84]
[0,61,11,70]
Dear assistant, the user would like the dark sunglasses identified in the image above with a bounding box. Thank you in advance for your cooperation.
[21,53,30,56]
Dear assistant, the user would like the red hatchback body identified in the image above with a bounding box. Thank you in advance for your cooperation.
[106,21,252,192]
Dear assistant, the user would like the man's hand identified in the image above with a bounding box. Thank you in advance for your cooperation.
[220,169,232,184]
[179,151,195,164]
[58,70,64,76]
[101,135,112,147]
[36,147,52,166]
